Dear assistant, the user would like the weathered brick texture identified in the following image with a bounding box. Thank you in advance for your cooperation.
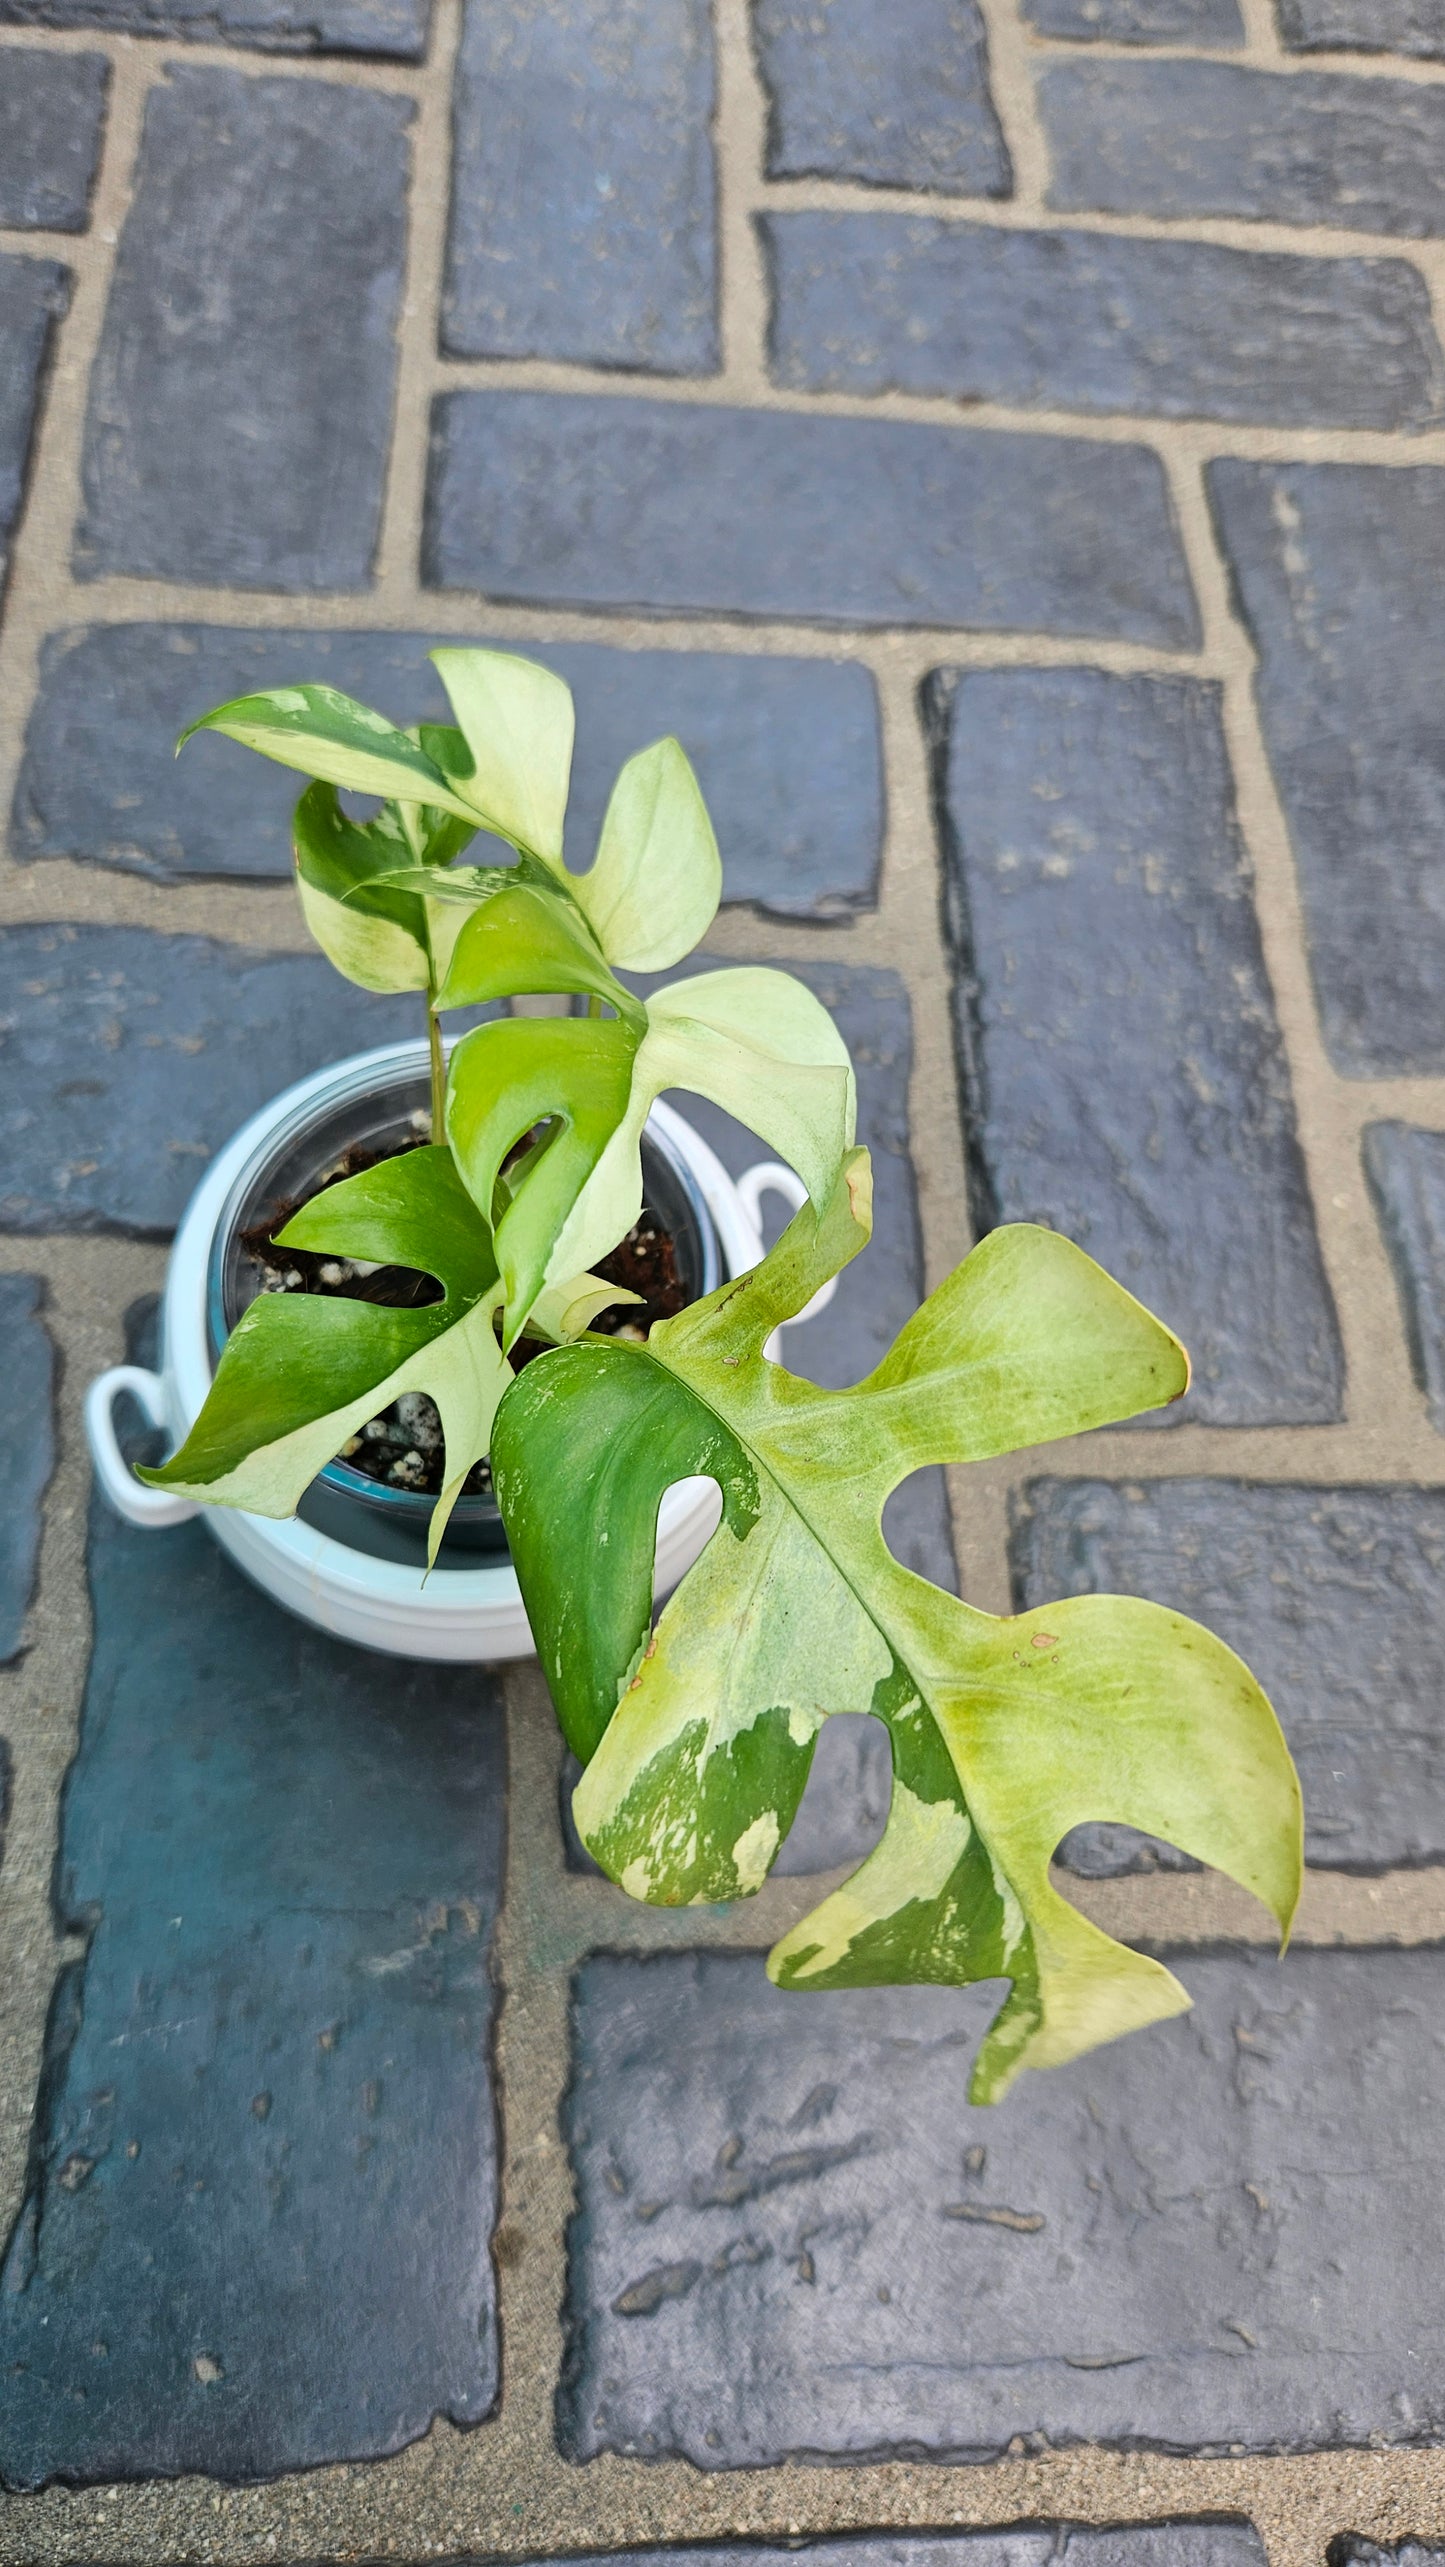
[0,257,68,597]
[0,925,419,1235]
[0,1276,54,1665]
[75,69,411,590]
[426,391,1200,645]
[1013,1477,1445,1872]
[752,0,1011,195]
[1023,0,1242,40]
[563,1948,1445,2462]
[0,1317,505,2490]
[0,50,108,229]
[931,666,1342,1426]
[765,211,1444,429]
[1210,459,1445,1076]
[445,0,717,371]
[1040,60,1445,237]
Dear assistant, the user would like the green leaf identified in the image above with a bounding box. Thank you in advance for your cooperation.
[434,879,638,1017]
[446,965,854,1347]
[430,648,575,865]
[446,1014,642,1346]
[139,1147,510,1562]
[293,784,494,997]
[541,966,856,1286]
[292,785,431,993]
[492,1157,1302,2103]
[178,685,481,821]
[571,736,721,970]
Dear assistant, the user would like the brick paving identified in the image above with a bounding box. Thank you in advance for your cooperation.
[4,0,1445,2557]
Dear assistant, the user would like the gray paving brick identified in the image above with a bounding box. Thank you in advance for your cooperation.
[1363,1123,1445,1429]
[753,0,1010,195]
[530,2538,1266,2567]
[1335,2547,1445,2567]
[13,624,882,920]
[0,1306,504,2488]
[1209,460,1445,1077]
[1278,0,1445,57]
[445,0,715,370]
[1039,58,1445,237]
[75,69,409,592]
[764,211,1443,430]
[0,1276,54,1665]
[0,923,420,1237]
[0,1741,9,1876]
[930,667,1342,1427]
[563,1946,1445,2461]
[0,256,68,598]
[1013,1477,1445,1873]
[0,50,108,229]
[0,0,426,60]
[425,391,1201,648]
[1024,0,1242,42]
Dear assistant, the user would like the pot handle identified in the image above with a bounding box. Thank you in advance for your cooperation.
[84,1366,199,1529]
[734,1162,838,1325]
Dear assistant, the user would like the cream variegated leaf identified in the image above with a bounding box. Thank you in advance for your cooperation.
[570,735,721,970]
[491,1154,1302,2103]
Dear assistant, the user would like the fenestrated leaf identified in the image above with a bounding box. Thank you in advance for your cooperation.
[446,1014,643,1347]
[446,967,853,1348]
[492,1156,1302,2103]
[570,735,721,971]
[178,685,481,820]
[139,1147,511,1562]
[540,967,856,1287]
[430,647,574,866]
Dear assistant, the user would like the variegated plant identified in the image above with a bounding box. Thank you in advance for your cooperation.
[145,648,853,1549]
[154,646,1303,2099]
[492,1151,1302,2103]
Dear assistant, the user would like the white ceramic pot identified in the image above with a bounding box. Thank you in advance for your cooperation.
[84,1040,829,1664]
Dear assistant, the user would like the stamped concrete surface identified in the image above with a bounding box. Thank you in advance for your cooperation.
[0,51,108,229]
[0,260,69,602]
[424,391,1200,644]
[562,1949,1445,2465]
[4,0,1445,2555]
[0,1318,505,2489]
[931,667,1341,1427]
[0,1278,53,1665]
[75,68,411,590]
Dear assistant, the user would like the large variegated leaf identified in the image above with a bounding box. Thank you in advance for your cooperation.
[139,1147,629,1562]
[491,1155,1302,2103]
[446,966,855,1348]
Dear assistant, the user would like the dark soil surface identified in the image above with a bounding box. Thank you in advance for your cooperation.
[239,1140,688,1502]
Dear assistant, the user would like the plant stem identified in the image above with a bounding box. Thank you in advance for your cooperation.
[587,994,603,1019]
[427,998,447,1139]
